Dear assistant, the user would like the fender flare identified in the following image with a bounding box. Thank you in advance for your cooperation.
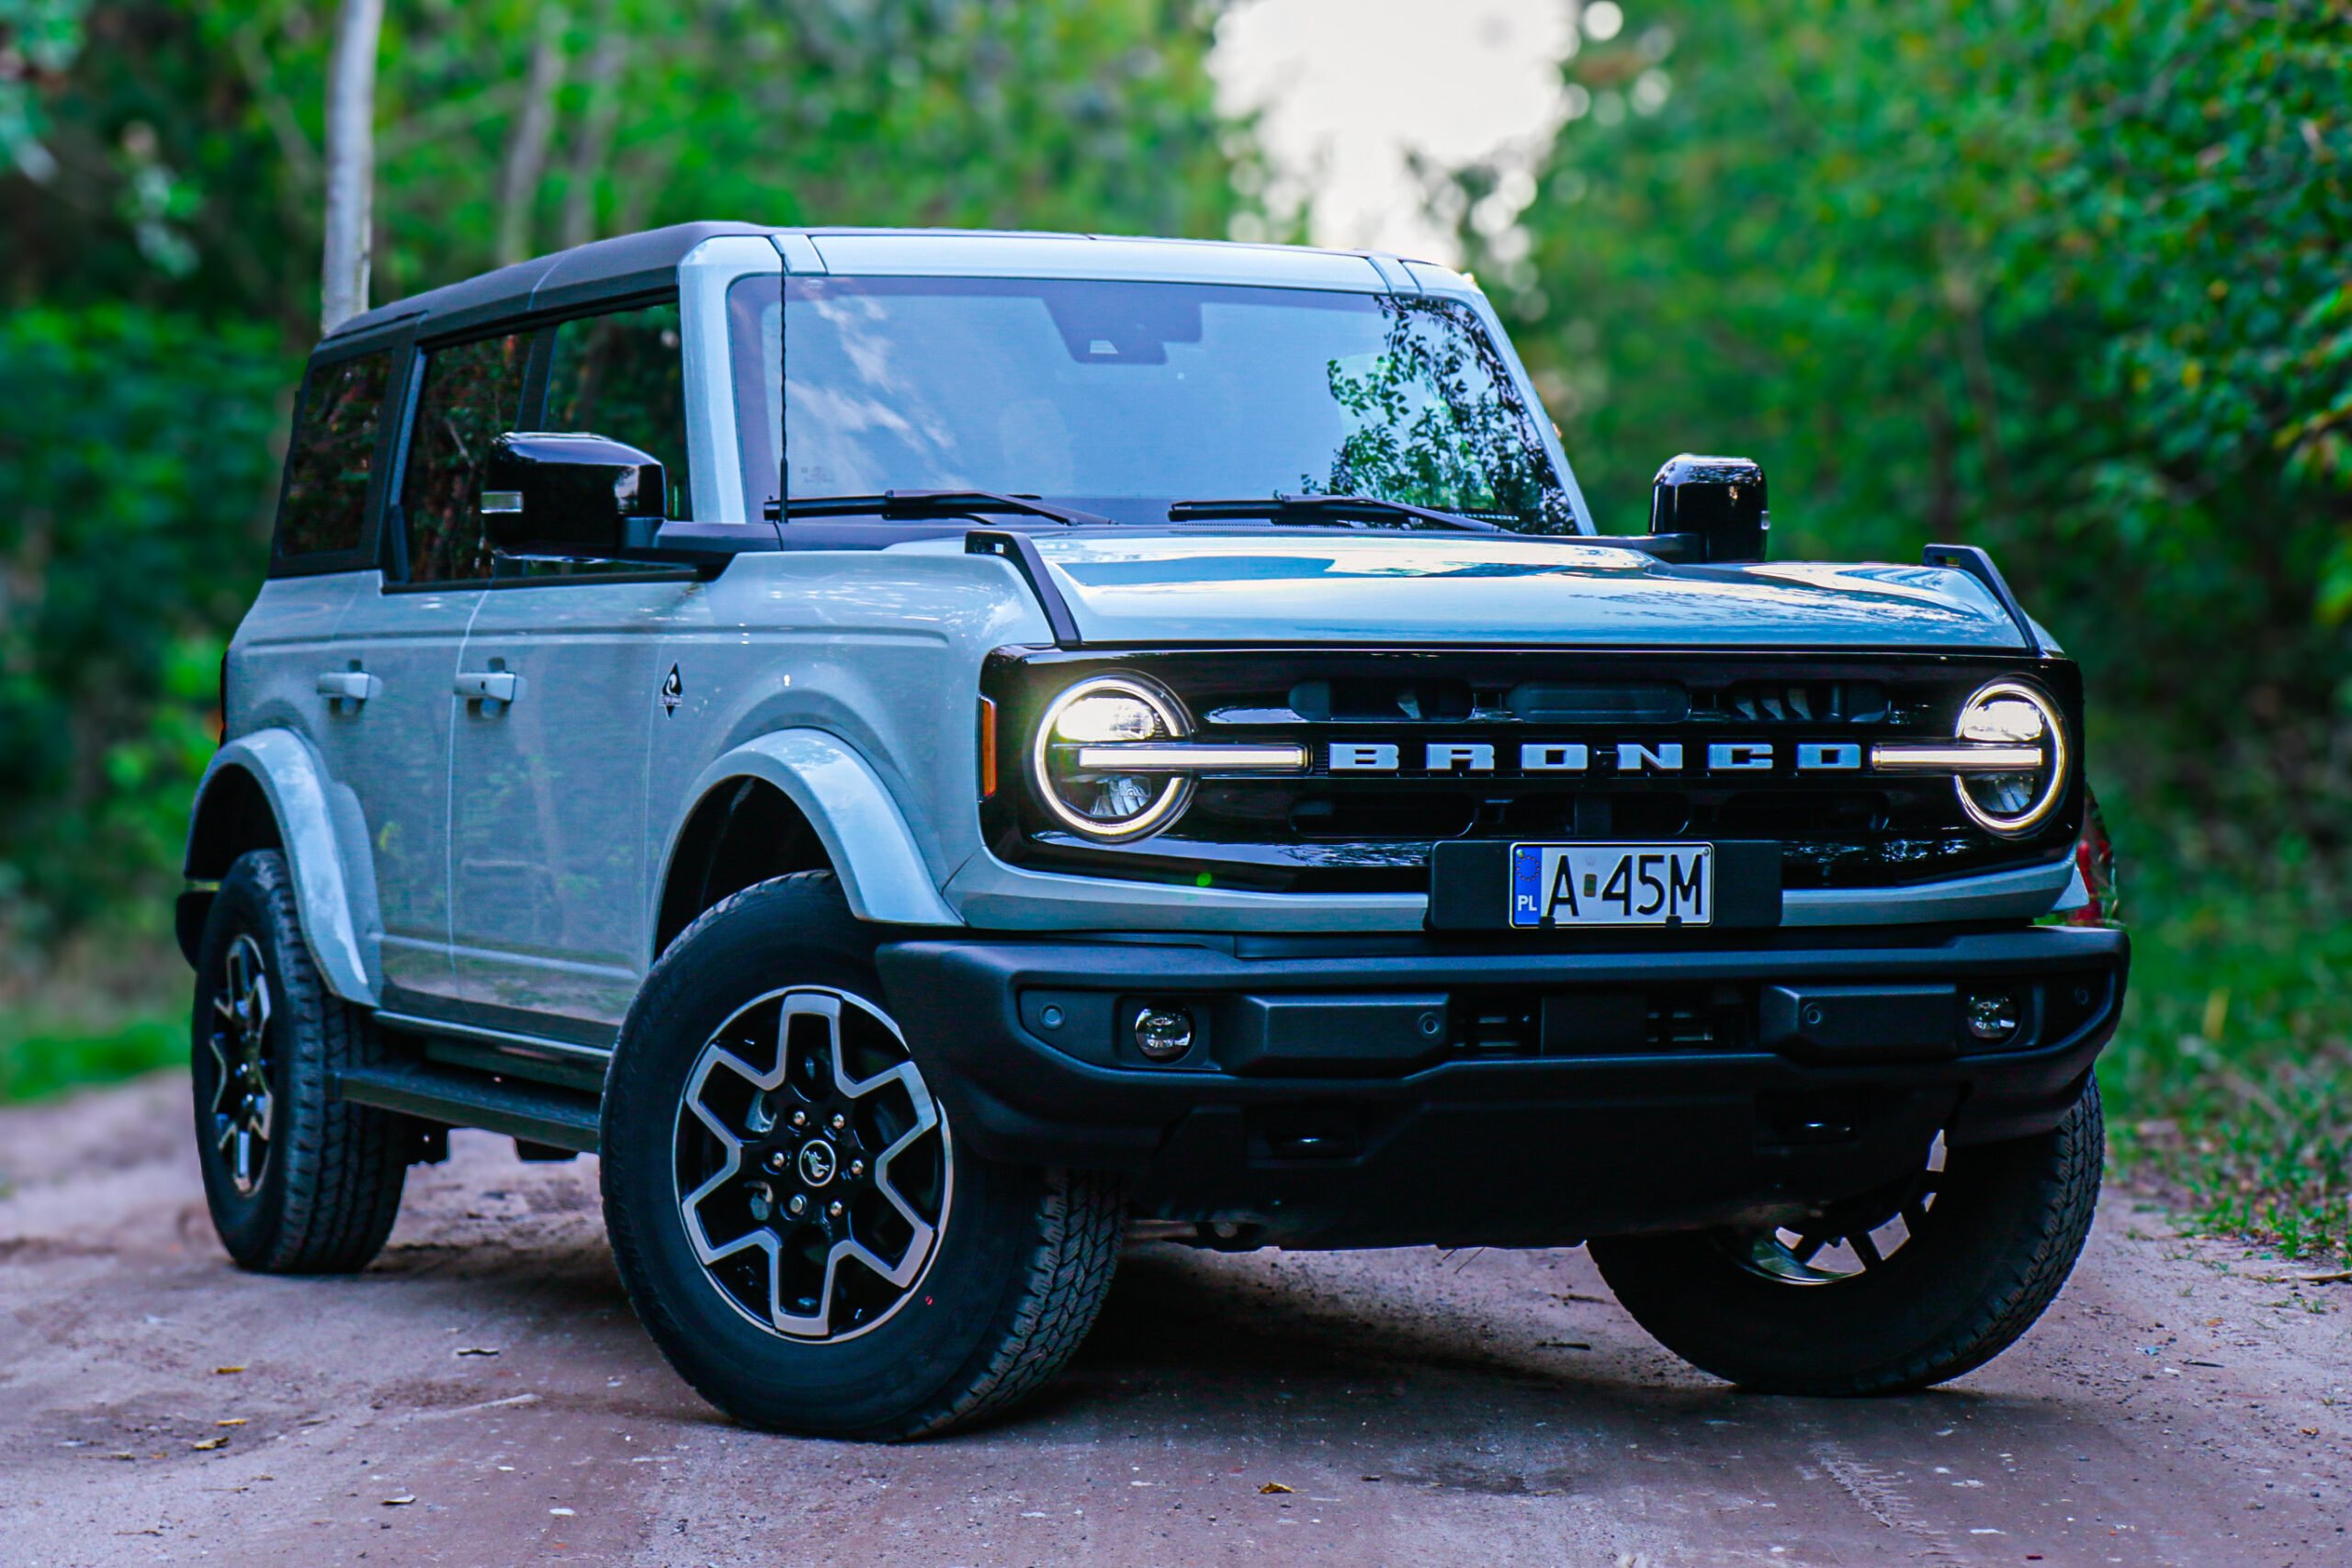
[185,729,380,1006]
[665,730,962,929]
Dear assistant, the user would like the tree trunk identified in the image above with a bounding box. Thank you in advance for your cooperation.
[559,11,626,251]
[495,5,571,267]
[320,0,386,333]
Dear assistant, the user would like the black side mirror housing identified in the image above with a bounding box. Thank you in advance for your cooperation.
[1648,453,1768,563]
[481,431,667,556]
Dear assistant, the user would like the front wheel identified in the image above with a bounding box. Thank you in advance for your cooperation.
[601,874,1122,1439]
[1590,1079,2103,1394]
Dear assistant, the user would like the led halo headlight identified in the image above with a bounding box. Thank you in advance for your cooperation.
[1952,680,2069,836]
[1031,674,1197,841]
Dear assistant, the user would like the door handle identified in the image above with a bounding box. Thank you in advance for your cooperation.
[454,671,522,704]
[316,671,380,703]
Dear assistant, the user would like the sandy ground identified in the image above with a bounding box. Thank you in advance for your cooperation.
[3,1073,2348,1567]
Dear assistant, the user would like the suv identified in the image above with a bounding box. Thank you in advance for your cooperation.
[182,222,2125,1439]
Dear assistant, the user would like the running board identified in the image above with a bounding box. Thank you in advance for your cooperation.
[334,1060,602,1155]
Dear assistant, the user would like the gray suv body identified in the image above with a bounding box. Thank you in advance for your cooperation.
[180,222,2126,1438]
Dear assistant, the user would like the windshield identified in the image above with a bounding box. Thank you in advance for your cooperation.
[727,275,1573,532]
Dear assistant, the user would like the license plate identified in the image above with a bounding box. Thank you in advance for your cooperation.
[1510,842,1713,929]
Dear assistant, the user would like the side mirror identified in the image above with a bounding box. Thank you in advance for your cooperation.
[1648,453,1768,563]
[481,431,667,556]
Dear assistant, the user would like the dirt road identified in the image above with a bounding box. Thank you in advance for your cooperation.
[3,1073,2347,1566]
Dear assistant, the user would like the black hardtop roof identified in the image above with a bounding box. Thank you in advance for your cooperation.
[325,220,775,344]
[320,220,1438,352]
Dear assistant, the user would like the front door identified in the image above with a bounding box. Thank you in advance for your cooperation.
[446,300,702,1033]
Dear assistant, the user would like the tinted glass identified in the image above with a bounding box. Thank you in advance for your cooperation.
[547,302,690,518]
[277,351,390,557]
[727,276,1568,531]
[401,333,528,583]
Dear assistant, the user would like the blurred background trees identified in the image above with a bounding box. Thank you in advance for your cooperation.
[1442,0,2350,1250]
[0,0,1257,964]
[3,1,2347,1249]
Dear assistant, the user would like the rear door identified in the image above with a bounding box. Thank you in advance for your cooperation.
[447,300,703,1033]
[310,329,530,1012]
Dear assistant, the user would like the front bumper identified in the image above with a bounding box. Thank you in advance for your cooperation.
[876,923,2127,1250]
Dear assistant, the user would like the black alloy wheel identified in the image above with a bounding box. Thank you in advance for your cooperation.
[673,986,952,1341]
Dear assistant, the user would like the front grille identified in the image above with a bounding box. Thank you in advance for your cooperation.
[982,648,2083,897]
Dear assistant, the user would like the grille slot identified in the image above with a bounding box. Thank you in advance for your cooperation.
[1716,681,1887,724]
[1508,681,1690,724]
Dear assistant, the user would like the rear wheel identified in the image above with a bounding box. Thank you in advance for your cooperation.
[190,850,408,1273]
[602,873,1122,1439]
[1590,1079,2103,1394]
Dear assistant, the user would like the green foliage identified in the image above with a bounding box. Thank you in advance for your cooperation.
[1453,0,2352,1254]
[1457,0,2350,744]
[1315,299,1572,529]
[0,1005,180,1104]
[0,0,1258,972]
[5,0,1259,336]
[0,305,289,942]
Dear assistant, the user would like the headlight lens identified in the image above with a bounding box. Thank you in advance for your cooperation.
[1032,675,1195,840]
[1954,681,2068,835]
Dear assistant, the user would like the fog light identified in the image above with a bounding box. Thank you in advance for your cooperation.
[1964,992,2019,1043]
[1133,1004,1195,1062]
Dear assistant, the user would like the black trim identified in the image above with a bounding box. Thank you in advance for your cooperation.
[873,923,2128,1247]
[268,329,413,580]
[968,529,1083,648]
[335,1059,601,1154]
[1925,544,2042,657]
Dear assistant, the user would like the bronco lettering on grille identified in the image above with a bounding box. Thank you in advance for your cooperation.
[1330,739,1869,774]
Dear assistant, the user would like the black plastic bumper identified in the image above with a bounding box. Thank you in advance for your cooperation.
[876,923,2127,1250]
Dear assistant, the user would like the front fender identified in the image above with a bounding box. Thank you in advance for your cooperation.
[668,730,963,928]
[185,729,380,1007]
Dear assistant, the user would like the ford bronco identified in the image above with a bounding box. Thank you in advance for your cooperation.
[181,222,2125,1438]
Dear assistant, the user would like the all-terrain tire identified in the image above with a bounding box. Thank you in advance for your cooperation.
[601,872,1122,1440]
[1589,1079,2104,1394]
[191,849,408,1272]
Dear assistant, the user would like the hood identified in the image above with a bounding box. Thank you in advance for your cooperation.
[1010,532,2033,649]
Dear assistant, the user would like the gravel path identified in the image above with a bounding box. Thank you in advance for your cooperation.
[3,1073,2347,1565]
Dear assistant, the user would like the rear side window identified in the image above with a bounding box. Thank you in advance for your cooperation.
[547,302,691,517]
[277,351,390,558]
[401,333,529,583]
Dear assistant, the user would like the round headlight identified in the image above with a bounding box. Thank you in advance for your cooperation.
[1032,675,1195,840]
[1953,680,2068,836]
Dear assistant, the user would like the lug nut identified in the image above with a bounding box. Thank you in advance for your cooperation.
[830,1113,846,1133]
[850,1159,865,1179]
[787,1193,807,1217]
[766,1150,788,1172]
[790,1109,808,1128]
[827,1201,844,1219]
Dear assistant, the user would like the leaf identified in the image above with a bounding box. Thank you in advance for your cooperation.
[1258,1482,1295,1495]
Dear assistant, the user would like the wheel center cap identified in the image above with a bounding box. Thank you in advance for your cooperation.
[797,1139,838,1187]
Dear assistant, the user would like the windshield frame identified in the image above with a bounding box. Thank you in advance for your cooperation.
[722,268,1595,536]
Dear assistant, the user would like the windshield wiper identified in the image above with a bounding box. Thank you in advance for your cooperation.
[771,491,1112,526]
[1166,493,1503,533]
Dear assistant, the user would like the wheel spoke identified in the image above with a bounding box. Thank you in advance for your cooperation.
[673,987,950,1343]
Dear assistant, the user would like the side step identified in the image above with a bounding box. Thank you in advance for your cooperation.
[335,1060,602,1155]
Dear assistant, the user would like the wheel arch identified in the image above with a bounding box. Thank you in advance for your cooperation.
[652,730,962,964]
[184,729,381,1006]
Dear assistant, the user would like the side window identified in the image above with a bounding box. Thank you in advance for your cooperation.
[400,333,529,583]
[277,351,390,559]
[546,302,691,518]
